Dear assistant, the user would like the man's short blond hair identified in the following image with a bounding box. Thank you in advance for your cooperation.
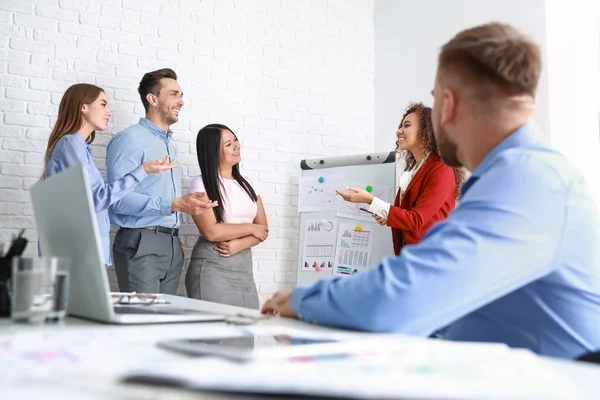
[439,22,542,102]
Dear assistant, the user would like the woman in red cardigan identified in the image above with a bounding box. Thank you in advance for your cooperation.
[338,102,464,255]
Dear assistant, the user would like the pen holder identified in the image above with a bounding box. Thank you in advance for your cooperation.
[0,255,14,317]
[1,231,29,318]
[0,280,10,318]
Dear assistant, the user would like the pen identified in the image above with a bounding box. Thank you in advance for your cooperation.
[359,207,374,215]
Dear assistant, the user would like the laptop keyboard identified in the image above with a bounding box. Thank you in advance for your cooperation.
[114,306,207,315]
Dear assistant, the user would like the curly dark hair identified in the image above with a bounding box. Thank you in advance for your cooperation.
[400,102,465,200]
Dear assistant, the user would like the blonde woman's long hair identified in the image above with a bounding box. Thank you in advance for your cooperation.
[41,83,104,179]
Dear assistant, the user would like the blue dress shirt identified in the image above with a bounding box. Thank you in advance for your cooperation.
[290,124,600,359]
[45,133,147,265]
[106,118,182,228]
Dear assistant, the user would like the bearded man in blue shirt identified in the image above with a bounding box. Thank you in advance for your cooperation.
[106,69,217,295]
[262,22,600,359]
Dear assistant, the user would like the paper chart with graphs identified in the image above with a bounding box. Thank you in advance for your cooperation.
[336,182,393,222]
[301,218,339,271]
[333,222,375,276]
[298,176,344,213]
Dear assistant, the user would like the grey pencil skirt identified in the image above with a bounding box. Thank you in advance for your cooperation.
[185,237,259,310]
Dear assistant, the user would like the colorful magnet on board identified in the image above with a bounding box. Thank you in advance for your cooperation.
[365,185,373,193]
[315,265,322,272]
[355,224,362,232]
[318,177,324,183]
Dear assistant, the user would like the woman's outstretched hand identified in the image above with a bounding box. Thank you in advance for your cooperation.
[335,187,375,204]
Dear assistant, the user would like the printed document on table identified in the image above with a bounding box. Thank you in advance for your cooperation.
[121,337,582,400]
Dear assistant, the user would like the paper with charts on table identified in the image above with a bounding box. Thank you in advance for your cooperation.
[121,332,582,400]
[336,182,393,222]
[301,218,339,271]
[298,175,345,213]
[333,222,374,276]
[110,292,169,305]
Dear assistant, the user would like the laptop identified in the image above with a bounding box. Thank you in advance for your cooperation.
[30,164,226,324]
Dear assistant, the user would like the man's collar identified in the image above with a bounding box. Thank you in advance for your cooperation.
[139,117,173,140]
[470,123,544,178]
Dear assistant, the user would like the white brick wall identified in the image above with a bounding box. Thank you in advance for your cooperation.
[0,0,375,304]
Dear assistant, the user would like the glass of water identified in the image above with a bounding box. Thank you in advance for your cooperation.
[11,256,70,323]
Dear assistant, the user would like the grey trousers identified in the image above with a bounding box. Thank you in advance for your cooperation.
[113,228,183,295]
[185,237,259,310]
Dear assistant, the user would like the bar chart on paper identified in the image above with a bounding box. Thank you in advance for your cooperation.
[304,244,335,257]
[334,223,374,276]
[301,218,339,271]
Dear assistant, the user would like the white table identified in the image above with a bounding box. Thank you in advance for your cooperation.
[1,295,599,399]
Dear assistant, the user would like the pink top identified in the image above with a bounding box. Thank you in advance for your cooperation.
[188,175,258,224]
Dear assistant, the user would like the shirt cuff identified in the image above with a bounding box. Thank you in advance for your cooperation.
[130,165,148,182]
[368,196,390,219]
[161,197,174,216]
[290,285,310,320]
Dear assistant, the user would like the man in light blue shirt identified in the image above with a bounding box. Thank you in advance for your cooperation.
[262,23,600,359]
[107,68,216,294]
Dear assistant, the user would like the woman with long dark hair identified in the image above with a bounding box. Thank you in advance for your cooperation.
[186,124,268,309]
[42,83,177,265]
[338,102,464,255]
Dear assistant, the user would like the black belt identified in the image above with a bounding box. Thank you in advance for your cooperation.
[127,226,179,236]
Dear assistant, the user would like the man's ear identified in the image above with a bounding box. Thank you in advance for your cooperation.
[146,93,157,107]
[441,88,457,125]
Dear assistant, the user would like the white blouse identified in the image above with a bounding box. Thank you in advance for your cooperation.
[369,153,430,219]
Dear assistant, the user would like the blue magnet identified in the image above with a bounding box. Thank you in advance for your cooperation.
[318,177,324,183]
